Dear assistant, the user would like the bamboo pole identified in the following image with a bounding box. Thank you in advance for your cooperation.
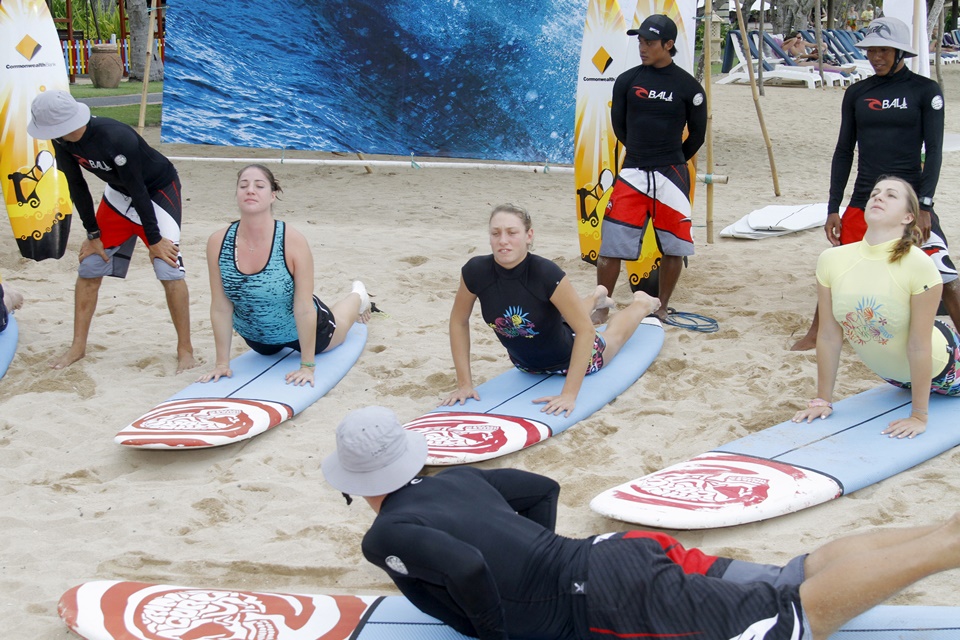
[137,0,159,136]
[935,6,945,88]
[734,0,780,196]
[703,1,716,243]
[356,152,373,174]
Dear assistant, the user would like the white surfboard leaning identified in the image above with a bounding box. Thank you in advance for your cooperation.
[591,385,960,529]
[0,314,18,379]
[404,318,663,465]
[59,580,960,640]
[115,323,367,449]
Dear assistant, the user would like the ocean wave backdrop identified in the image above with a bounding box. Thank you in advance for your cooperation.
[162,0,586,163]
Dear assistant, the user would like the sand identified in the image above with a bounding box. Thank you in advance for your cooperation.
[2,65,960,638]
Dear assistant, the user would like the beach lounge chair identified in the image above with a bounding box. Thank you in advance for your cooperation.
[754,32,856,86]
[719,30,824,88]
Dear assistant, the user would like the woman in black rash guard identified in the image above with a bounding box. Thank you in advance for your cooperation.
[440,204,660,417]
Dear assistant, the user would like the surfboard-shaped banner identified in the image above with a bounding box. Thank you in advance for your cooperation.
[0,0,73,261]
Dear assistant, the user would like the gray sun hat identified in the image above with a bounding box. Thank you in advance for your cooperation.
[322,406,428,497]
[27,89,91,140]
[855,17,917,57]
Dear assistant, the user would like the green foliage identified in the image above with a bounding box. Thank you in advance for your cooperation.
[51,0,122,40]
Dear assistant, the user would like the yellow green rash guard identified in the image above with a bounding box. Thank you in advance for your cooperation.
[817,239,947,383]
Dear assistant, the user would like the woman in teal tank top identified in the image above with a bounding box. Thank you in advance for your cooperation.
[198,165,371,387]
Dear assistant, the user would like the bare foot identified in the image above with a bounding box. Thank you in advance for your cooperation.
[632,291,662,318]
[589,285,616,324]
[790,334,817,351]
[50,345,86,369]
[3,286,24,312]
[177,349,198,374]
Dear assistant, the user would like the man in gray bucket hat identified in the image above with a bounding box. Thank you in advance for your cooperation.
[791,15,958,351]
[323,406,960,640]
[27,89,196,372]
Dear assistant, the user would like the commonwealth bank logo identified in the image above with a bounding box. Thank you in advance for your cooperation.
[592,46,613,73]
[17,35,42,61]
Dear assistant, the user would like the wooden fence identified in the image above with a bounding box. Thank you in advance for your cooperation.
[60,38,165,76]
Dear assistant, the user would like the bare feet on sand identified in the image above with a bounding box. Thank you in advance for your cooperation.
[50,345,86,370]
[353,281,372,323]
[790,333,816,351]
[177,348,198,374]
[589,285,616,324]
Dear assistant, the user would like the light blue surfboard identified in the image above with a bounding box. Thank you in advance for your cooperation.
[405,317,663,465]
[0,313,18,379]
[59,580,960,640]
[114,323,367,449]
[591,385,960,529]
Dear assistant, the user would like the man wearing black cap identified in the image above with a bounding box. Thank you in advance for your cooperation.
[594,14,706,323]
[324,405,960,640]
[790,16,959,351]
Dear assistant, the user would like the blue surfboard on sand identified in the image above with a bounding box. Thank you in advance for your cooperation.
[59,580,960,640]
[591,385,960,529]
[405,317,663,465]
[0,314,18,379]
[114,323,367,449]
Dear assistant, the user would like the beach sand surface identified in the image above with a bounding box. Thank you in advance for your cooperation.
[2,66,959,638]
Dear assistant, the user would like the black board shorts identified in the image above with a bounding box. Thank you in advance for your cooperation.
[585,532,806,639]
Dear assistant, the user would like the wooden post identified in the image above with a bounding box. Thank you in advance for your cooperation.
[703,0,715,243]
[814,0,826,89]
[137,0,159,135]
[734,0,780,196]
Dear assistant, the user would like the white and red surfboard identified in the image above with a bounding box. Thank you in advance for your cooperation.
[404,318,663,465]
[59,580,960,640]
[591,385,960,529]
[114,323,366,448]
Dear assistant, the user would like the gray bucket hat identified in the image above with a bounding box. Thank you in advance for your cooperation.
[27,89,91,139]
[855,16,917,57]
[322,406,428,497]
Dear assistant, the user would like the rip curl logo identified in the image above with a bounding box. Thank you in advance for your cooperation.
[865,97,908,110]
[130,399,292,435]
[491,305,538,338]
[386,556,409,575]
[633,86,674,101]
[864,22,892,37]
[648,26,661,34]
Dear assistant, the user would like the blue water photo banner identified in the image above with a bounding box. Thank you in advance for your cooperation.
[161,0,586,163]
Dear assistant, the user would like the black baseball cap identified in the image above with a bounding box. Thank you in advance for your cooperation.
[627,14,678,41]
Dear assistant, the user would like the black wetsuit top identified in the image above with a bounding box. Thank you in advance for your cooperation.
[829,65,944,213]
[611,62,708,169]
[362,468,588,640]
[462,254,574,372]
[53,116,179,244]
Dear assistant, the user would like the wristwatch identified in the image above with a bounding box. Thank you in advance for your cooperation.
[86,229,101,241]
[920,196,934,208]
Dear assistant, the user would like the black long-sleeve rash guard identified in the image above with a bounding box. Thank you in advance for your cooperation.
[53,116,179,245]
[611,62,707,169]
[361,467,588,640]
[828,66,945,213]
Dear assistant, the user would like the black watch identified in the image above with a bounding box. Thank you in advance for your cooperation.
[919,196,934,208]
[86,229,101,241]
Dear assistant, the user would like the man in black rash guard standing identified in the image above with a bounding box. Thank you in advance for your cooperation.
[790,16,960,351]
[594,14,706,323]
[323,405,960,640]
[28,90,196,372]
